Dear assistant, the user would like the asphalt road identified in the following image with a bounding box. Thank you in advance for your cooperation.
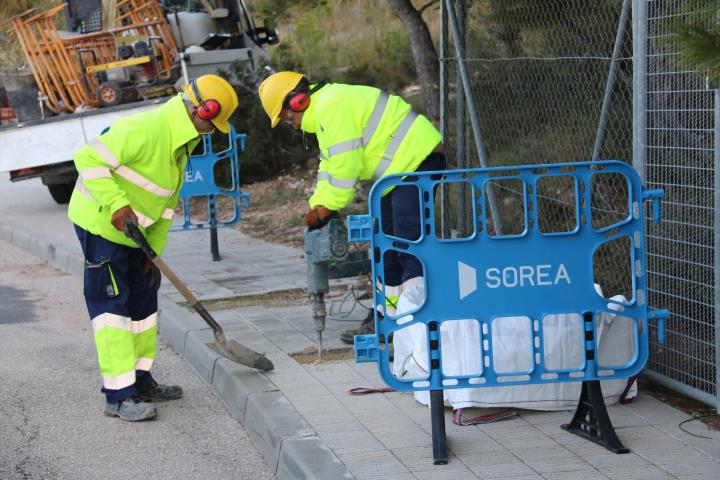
[0,237,275,480]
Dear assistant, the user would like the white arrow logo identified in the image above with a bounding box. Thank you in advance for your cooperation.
[458,261,477,300]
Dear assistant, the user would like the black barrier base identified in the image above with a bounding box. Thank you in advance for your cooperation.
[562,380,630,454]
[430,390,448,465]
[210,227,221,261]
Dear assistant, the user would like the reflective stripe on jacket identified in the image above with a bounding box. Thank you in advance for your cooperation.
[68,94,200,255]
[301,83,442,211]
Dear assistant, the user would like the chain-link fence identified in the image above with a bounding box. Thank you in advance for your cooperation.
[643,0,718,407]
[440,0,719,408]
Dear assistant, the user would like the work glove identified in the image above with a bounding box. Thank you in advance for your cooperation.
[305,206,336,231]
[144,256,161,291]
[111,206,138,232]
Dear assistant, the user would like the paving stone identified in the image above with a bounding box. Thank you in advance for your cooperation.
[620,395,692,425]
[464,459,538,479]
[66,253,85,277]
[183,329,222,383]
[157,296,207,355]
[51,243,80,273]
[410,463,479,480]
[211,357,277,423]
[540,469,609,480]
[601,465,675,479]
[277,436,353,480]
[579,450,653,470]
[311,419,365,434]
[244,391,315,467]
[12,228,32,251]
[28,236,51,262]
[318,428,387,454]
[0,224,13,242]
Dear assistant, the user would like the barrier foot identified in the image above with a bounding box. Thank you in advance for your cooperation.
[211,227,221,261]
[562,380,629,454]
[430,389,448,465]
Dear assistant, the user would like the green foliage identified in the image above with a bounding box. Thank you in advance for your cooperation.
[211,61,314,182]
[251,0,326,24]
[669,2,720,83]
[253,0,418,93]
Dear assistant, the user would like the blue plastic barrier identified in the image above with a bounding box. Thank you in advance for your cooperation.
[349,161,668,393]
[172,127,250,232]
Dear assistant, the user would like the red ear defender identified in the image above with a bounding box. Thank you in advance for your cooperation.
[288,92,310,112]
[285,80,328,114]
[197,99,221,120]
[191,79,221,121]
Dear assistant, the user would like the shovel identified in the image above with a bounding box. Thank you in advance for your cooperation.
[124,218,274,371]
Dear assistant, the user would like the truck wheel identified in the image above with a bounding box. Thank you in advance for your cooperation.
[97,82,123,107]
[47,181,74,204]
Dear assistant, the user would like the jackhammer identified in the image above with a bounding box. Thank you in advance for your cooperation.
[304,218,349,361]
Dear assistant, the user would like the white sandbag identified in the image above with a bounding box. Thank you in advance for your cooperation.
[392,281,637,411]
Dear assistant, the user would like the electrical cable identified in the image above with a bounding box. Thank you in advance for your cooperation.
[348,387,395,395]
[453,408,517,426]
[327,285,371,322]
[678,415,715,439]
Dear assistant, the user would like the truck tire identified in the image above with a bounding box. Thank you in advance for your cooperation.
[47,181,74,204]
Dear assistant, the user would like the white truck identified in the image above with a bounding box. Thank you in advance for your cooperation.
[0,99,163,203]
[0,0,275,204]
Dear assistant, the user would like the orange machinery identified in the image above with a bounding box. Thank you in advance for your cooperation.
[3,0,178,114]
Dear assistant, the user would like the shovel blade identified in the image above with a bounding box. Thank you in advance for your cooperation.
[207,339,274,371]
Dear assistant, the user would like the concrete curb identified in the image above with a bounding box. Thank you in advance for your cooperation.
[4,224,353,480]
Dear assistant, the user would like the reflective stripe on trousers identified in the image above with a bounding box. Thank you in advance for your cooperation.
[91,311,157,391]
[74,225,159,404]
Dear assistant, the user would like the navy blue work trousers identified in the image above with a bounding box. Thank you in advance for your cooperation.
[380,152,446,290]
[74,225,158,403]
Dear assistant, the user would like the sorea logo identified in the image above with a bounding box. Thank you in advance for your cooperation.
[485,264,571,288]
[184,170,204,182]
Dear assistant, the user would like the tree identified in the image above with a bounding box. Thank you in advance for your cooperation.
[670,2,720,83]
[387,0,440,121]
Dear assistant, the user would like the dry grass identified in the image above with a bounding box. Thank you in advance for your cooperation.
[235,165,316,247]
[233,162,370,248]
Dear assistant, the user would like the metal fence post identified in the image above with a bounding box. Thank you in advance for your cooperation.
[439,0,450,239]
[593,0,631,161]
[632,0,647,182]
[715,87,720,412]
[455,0,467,236]
[444,0,503,234]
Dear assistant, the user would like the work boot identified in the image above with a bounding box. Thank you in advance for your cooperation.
[104,397,157,422]
[136,378,183,402]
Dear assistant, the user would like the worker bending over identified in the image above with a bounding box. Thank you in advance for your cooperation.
[68,74,239,421]
[258,71,444,343]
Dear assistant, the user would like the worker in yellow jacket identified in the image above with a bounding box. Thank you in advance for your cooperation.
[68,74,238,421]
[258,71,444,343]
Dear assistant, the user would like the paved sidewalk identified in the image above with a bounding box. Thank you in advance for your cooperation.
[3,179,720,479]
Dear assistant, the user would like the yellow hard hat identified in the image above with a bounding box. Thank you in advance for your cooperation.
[183,74,238,134]
[258,71,304,128]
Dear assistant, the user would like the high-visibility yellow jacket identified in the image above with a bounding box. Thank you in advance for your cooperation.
[68,94,200,255]
[301,83,442,210]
